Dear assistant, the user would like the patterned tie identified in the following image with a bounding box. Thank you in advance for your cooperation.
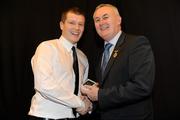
[71,46,79,117]
[101,43,112,76]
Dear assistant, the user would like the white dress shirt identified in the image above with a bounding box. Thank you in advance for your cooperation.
[28,36,89,119]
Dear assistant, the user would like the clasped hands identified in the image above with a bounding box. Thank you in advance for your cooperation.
[76,95,92,115]
[76,84,99,115]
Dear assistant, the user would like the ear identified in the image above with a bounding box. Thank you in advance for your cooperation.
[60,21,63,30]
[117,16,121,25]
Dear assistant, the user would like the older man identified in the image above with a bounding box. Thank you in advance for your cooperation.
[81,4,155,120]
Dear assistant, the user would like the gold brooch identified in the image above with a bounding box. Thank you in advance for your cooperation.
[113,50,118,58]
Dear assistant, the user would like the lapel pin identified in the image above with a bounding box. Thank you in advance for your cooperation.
[113,50,118,58]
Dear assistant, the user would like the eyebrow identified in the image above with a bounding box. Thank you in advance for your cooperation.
[94,13,109,19]
[102,13,109,17]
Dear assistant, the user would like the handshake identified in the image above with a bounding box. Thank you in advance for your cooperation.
[76,79,99,115]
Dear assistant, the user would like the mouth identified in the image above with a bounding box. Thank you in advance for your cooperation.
[71,31,81,37]
[100,24,109,31]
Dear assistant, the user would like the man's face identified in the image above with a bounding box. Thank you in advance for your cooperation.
[60,12,85,44]
[93,6,121,41]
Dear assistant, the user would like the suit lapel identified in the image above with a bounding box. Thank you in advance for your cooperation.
[96,48,104,85]
[101,32,126,84]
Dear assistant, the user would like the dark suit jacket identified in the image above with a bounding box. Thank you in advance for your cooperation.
[95,32,155,120]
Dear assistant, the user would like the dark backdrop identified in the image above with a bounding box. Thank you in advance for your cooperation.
[1,0,180,119]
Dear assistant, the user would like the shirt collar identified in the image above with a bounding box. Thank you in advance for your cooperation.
[105,31,122,46]
[59,36,77,52]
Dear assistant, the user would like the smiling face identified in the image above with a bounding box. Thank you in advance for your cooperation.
[60,12,85,44]
[93,6,121,41]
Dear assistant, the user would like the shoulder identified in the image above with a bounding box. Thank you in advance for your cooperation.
[123,33,150,50]
[36,39,59,51]
[125,33,149,44]
[124,34,153,58]
[34,39,59,57]
[38,39,58,47]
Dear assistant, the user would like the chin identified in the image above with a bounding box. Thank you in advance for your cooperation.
[72,39,79,43]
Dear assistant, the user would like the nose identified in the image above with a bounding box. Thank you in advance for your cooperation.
[99,20,105,27]
[99,19,106,25]
[75,24,80,30]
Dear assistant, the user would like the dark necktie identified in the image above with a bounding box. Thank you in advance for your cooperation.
[101,43,112,76]
[72,46,79,117]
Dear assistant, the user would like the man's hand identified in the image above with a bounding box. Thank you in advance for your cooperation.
[81,85,99,101]
[76,96,92,115]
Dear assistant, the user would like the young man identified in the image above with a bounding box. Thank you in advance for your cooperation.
[81,4,155,120]
[28,7,92,120]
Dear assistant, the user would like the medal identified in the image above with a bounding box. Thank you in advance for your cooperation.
[113,50,118,58]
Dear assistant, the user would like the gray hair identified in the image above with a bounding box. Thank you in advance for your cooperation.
[93,4,120,18]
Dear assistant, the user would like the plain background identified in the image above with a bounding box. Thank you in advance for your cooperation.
[0,0,180,119]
